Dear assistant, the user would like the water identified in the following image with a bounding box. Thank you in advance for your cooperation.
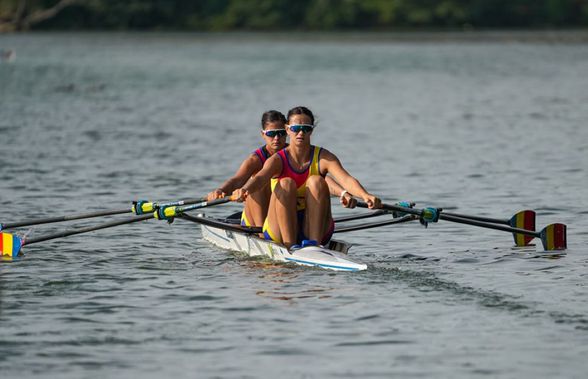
[1,32,588,378]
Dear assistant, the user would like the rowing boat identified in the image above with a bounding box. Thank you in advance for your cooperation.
[193,213,368,272]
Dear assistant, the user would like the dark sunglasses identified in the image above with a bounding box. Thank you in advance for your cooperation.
[288,124,314,134]
[262,129,287,138]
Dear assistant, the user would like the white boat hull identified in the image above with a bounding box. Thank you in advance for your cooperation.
[200,220,367,272]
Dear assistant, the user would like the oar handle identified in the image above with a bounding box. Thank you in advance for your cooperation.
[155,197,235,221]
[177,197,232,213]
[132,197,206,215]
[356,201,423,217]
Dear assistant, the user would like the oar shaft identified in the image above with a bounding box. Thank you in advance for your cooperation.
[334,210,388,223]
[357,202,524,226]
[24,214,154,245]
[1,208,130,230]
[439,214,540,238]
[357,201,539,237]
[441,212,508,225]
[334,215,415,233]
[1,197,205,231]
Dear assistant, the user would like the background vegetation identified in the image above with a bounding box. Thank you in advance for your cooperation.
[2,0,588,32]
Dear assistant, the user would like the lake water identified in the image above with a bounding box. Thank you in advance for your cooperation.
[1,32,588,378]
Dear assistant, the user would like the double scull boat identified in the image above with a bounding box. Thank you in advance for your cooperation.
[182,212,368,272]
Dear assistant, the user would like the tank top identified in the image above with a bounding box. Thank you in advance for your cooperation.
[273,145,323,210]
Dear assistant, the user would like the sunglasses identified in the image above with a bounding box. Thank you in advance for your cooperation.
[288,124,314,134]
[262,129,287,138]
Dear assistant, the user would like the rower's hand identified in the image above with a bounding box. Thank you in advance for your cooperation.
[232,188,249,203]
[340,193,357,208]
[207,189,225,202]
[363,194,382,209]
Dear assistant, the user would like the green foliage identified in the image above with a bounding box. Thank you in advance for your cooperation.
[8,0,588,31]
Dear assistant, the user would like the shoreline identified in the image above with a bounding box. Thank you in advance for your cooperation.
[2,29,588,44]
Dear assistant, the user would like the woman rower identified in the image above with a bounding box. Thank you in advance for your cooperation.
[208,110,357,228]
[233,106,380,248]
[207,110,288,227]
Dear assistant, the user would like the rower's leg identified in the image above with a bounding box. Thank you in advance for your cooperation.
[243,181,270,227]
[266,178,298,247]
[304,175,332,243]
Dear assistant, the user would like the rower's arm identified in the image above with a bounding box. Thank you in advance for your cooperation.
[208,155,261,200]
[326,175,357,208]
[236,154,282,199]
[320,149,381,208]
[325,175,343,197]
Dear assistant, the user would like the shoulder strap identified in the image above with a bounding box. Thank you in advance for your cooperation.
[310,146,321,176]
[253,146,268,164]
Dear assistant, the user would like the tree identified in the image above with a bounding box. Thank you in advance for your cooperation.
[0,0,82,31]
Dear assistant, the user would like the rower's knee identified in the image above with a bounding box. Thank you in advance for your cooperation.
[274,178,297,201]
[276,177,297,193]
[306,175,328,194]
[248,184,269,202]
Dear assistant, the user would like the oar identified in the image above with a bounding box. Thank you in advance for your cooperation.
[356,202,567,251]
[1,214,153,259]
[333,210,389,223]
[351,202,534,246]
[0,197,205,231]
[0,197,227,258]
[436,213,566,251]
[356,202,535,245]
[334,214,416,233]
[442,209,536,246]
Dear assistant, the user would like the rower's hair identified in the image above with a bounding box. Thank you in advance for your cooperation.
[287,106,315,125]
[261,110,287,129]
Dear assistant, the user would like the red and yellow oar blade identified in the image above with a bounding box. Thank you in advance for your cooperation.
[0,232,23,258]
[509,210,536,246]
[540,223,567,251]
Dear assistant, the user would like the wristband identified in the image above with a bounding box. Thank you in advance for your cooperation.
[339,190,349,201]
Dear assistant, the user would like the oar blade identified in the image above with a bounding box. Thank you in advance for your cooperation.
[1,232,23,258]
[509,210,536,246]
[540,223,567,251]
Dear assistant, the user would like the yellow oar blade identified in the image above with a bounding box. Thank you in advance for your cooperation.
[1,232,23,258]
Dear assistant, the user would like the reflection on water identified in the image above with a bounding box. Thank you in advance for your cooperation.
[239,260,336,301]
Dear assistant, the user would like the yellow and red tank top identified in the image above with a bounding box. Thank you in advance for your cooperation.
[273,145,323,211]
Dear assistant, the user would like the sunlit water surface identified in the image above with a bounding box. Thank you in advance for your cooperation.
[1,32,587,378]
